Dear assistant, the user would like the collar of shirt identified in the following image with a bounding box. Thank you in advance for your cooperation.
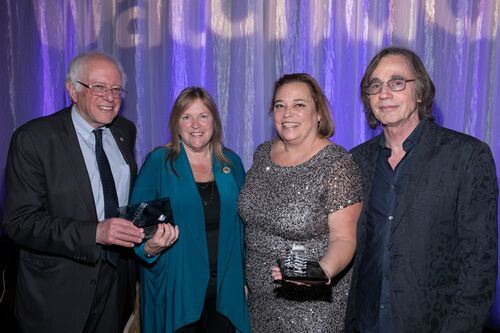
[377,119,426,156]
[71,105,130,219]
[71,106,112,143]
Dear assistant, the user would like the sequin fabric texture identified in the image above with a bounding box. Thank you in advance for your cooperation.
[238,141,363,333]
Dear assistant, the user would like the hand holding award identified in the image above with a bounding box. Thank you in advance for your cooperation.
[121,198,175,239]
[276,244,329,285]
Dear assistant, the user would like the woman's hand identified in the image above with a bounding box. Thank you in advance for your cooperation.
[144,223,179,256]
[318,261,332,285]
[271,266,283,281]
[271,266,312,286]
[272,264,331,286]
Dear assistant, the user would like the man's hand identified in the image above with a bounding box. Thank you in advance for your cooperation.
[96,217,144,247]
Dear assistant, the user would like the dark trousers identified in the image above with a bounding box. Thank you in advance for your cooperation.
[83,257,129,333]
[175,277,235,333]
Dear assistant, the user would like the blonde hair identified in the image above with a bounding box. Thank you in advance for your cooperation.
[166,87,229,172]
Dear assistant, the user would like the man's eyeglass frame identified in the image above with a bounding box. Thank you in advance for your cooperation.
[364,78,415,95]
[76,81,126,99]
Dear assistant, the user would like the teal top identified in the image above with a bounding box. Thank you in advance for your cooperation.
[131,143,250,333]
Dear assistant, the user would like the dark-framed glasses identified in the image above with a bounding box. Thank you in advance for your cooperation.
[365,78,415,95]
[77,81,126,99]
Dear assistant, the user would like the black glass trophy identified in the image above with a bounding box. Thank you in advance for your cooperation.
[119,198,175,239]
[278,244,329,284]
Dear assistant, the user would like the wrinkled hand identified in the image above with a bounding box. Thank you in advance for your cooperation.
[144,223,179,256]
[96,217,144,247]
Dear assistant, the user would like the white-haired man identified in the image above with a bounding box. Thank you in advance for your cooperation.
[4,52,144,332]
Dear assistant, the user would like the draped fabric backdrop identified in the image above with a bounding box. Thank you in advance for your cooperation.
[1,0,499,328]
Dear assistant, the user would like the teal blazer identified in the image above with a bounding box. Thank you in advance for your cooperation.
[131,144,250,333]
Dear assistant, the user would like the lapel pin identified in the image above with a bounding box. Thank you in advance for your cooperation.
[119,137,124,142]
[223,167,230,174]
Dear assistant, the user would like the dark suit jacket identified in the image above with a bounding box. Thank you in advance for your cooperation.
[3,107,137,332]
[345,121,498,333]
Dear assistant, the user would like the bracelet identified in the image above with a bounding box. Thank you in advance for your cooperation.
[144,251,158,258]
[144,249,158,258]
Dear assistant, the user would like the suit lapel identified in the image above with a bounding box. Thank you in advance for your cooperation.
[391,122,439,234]
[361,141,380,205]
[59,108,97,218]
[110,124,137,186]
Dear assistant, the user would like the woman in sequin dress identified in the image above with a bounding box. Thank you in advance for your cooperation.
[238,73,363,332]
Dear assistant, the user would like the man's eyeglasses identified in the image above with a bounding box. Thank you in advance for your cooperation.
[365,78,415,95]
[77,81,126,99]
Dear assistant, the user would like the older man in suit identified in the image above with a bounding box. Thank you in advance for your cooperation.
[3,52,144,332]
[345,47,498,333]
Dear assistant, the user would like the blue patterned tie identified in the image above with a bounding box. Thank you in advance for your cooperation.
[93,128,119,266]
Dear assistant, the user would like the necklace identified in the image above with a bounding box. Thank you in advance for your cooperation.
[196,179,212,190]
[196,180,215,206]
[192,164,213,181]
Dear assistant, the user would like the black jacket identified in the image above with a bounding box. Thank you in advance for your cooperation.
[3,107,137,332]
[345,121,498,333]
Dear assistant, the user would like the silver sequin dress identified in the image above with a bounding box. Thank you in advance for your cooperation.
[238,141,363,333]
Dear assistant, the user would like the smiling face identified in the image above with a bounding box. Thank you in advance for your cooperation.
[178,99,214,154]
[368,54,420,129]
[273,82,321,145]
[66,57,123,128]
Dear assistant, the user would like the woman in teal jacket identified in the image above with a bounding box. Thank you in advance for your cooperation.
[130,87,250,333]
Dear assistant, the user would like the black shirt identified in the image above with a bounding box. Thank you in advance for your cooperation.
[196,180,221,278]
[355,120,424,333]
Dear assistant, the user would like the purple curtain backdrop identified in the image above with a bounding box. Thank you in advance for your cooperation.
[0,0,499,328]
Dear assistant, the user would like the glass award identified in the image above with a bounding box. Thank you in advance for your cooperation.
[119,197,175,239]
[278,244,329,284]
